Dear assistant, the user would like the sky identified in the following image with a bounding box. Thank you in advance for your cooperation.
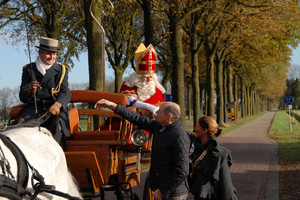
[0,38,299,90]
[0,38,110,90]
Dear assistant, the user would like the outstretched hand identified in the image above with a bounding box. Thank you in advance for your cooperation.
[94,99,117,111]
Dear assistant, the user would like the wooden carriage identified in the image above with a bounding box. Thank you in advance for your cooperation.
[65,90,153,199]
[8,90,152,199]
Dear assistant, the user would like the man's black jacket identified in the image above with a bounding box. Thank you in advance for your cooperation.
[19,62,71,137]
[115,104,190,198]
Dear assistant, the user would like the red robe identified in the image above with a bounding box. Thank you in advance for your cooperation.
[120,82,164,105]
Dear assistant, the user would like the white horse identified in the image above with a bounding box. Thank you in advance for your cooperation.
[0,127,82,200]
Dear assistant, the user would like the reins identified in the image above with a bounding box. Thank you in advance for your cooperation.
[0,111,52,132]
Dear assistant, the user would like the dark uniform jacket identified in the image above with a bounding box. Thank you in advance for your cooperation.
[19,62,71,138]
[189,136,238,200]
[115,104,190,198]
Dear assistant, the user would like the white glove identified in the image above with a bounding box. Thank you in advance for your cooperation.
[126,97,159,116]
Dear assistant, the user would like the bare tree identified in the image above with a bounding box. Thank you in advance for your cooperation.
[288,64,300,80]
[0,88,14,121]
[69,83,89,90]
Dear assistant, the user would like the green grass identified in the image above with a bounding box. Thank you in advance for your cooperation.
[269,110,300,161]
[141,162,151,171]
[291,110,300,124]
[78,117,88,131]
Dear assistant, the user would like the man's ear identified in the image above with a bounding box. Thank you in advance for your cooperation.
[167,115,173,124]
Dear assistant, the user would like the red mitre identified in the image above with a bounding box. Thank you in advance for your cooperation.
[135,43,157,74]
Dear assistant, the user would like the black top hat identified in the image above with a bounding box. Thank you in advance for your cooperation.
[36,37,60,52]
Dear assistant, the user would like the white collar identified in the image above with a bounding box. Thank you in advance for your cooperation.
[36,56,53,76]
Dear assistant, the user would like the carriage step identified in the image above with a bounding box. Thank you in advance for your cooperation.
[123,161,137,169]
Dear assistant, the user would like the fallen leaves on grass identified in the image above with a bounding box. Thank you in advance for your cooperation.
[280,160,300,200]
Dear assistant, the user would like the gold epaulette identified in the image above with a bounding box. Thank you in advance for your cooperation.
[59,63,69,70]
[23,63,31,68]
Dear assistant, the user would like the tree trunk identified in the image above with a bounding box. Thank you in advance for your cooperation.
[188,84,192,120]
[200,83,205,116]
[216,53,224,126]
[84,0,105,130]
[114,67,125,93]
[254,89,257,114]
[234,75,238,121]
[223,67,228,124]
[227,65,234,119]
[191,30,200,128]
[169,16,186,127]
[205,89,208,116]
[250,85,254,116]
[227,65,234,103]
[247,86,251,116]
[204,38,218,118]
[84,0,105,91]
[240,77,245,118]
[206,54,215,117]
[142,0,154,46]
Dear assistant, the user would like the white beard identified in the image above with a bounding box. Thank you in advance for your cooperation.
[123,72,165,102]
[135,81,156,102]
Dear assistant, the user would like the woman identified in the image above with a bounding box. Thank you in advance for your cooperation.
[188,116,238,200]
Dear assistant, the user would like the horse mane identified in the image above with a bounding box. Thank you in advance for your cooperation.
[34,127,53,138]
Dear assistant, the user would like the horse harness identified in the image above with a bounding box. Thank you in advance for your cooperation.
[0,134,30,199]
[0,113,81,200]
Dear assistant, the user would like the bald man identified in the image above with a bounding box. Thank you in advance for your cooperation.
[95,100,190,200]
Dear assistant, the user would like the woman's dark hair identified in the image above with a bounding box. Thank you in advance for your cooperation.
[198,116,222,137]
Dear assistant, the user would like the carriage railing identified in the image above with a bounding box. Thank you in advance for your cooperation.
[68,108,132,143]
[67,90,153,151]
[67,107,153,152]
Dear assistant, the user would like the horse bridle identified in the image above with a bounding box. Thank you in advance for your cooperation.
[0,134,31,199]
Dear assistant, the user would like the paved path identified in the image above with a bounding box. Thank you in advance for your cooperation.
[218,111,278,200]
[108,111,279,200]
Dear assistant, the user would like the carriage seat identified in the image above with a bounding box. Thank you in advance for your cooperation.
[69,107,79,135]
[71,131,120,140]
